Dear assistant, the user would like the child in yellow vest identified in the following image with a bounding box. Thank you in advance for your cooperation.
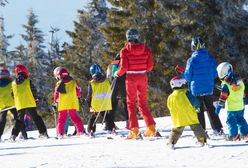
[167,76,207,149]
[86,64,114,137]
[10,64,48,141]
[53,67,84,138]
[215,62,248,140]
[0,68,27,141]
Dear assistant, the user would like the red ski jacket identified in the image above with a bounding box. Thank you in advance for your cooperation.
[116,43,154,76]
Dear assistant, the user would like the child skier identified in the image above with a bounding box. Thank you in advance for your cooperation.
[10,64,48,141]
[215,62,248,141]
[0,67,27,141]
[167,76,207,149]
[53,67,77,136]
[86,64,115,137]
[53,67,84,138]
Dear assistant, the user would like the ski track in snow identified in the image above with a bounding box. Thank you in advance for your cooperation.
[1,107,248,168]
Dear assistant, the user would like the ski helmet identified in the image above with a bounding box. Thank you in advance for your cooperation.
[53,67,62,80]
[170,76,187,89]
[0,68,10,78]
[217,62,233,79]
[90,64,102,77]
[191,37,204,51]
[58,67,69,80]
[126,28,139,42]
[15,64,28,77]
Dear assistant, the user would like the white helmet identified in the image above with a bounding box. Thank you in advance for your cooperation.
[216,62,233,79]
[170,76,187,89]
[53,67,62,79]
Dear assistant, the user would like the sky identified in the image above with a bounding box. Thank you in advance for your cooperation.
[0,0,90,50]
[1,107,248,168]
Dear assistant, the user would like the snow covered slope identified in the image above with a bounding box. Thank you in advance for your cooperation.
[1,107,248,168]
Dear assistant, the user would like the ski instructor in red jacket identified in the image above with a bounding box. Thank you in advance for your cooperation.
[114,28,159,139]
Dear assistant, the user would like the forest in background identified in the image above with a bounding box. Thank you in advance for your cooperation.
[1,0,248,127]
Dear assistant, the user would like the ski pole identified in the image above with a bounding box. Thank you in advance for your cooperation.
[0,106,15,113]
[92,77,117,126]
[101,77,117,125]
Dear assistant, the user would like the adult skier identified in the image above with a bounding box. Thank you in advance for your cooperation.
[182,37,224,136]
[114,28,159,139]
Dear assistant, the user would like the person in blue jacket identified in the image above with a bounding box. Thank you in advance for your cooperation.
[183,37,224,136]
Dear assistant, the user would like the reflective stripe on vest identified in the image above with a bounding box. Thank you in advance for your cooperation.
[0,83,15,110]
[58,80,79,111]
[223,80,245,111]
[126,70,146,74]
[12,79,36,111]
[90,79,112,112]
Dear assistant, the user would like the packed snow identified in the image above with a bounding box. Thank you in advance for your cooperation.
[1,106,248,168]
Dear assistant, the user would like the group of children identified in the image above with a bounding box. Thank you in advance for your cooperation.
[1,34,248,148]
[0,65,48,142]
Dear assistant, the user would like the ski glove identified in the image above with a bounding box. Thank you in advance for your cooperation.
[215,105,223,115]
[114,71,119,78]
[175,65,185,73]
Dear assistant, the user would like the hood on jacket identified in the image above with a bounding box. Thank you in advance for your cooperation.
[15,73,28,85]
[125,43,145,55]
[92,73,106,83]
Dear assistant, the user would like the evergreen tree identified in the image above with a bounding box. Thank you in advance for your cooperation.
[21,9,52,110]
[101,0,248,116]
[0,17,13,66]
[63,0,108,92]
[0,0,8,6]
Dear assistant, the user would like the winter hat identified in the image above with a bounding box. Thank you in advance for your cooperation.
[15,64,29,77]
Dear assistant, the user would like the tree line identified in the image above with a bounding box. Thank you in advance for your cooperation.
[1,0,248,126]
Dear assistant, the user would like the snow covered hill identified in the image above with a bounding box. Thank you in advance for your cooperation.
[1,107,248,168]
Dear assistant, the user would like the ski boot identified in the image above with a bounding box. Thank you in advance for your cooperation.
[8,135,17,142]
[39,132,49,139]
[127,127,140,139]
[144,124,158,137]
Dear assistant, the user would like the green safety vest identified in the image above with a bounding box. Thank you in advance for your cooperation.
[223,80,245,111]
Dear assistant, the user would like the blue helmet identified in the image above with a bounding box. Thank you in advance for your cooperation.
[126,28,139,42]
[90,64,102,76]
[191,37,204,51]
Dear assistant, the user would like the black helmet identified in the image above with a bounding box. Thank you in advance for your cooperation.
[191,37,204,51]
[126,28,139,42]
[90,64,102,76]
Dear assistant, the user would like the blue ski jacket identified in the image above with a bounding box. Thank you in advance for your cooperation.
[184,48,217,96]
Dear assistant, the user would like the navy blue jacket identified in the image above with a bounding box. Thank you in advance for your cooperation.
[184,48,217,96]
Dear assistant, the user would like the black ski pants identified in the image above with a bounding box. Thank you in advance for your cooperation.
[87,111,115,133]
[109,75,128,122]
[196,95,223,131]
[11,107,47,136]
[0,108,27,138]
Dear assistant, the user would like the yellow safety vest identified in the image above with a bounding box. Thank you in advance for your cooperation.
[223,80,245,111]
[58,80,79,111]
[90,79,112,112]
[167,89,199,128]
[0,83,15,110]
[12,79,36,111]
